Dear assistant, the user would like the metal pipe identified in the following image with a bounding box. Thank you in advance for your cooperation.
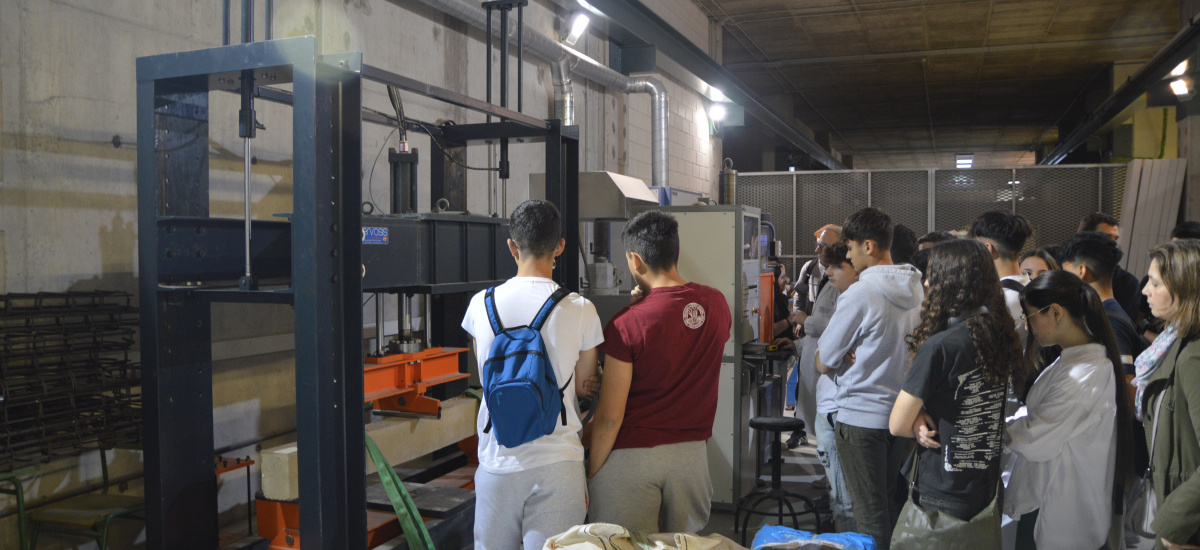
[1042,12,1200,164]
[628,77,668,188]
[265,0,273,40]
[551,55,575,125]
[486,7,493,122]
[412,0,670,186]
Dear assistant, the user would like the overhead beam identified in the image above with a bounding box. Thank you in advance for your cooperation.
[585,0,845,170]
[725,34,1174,71]
[1043,14,1200,164]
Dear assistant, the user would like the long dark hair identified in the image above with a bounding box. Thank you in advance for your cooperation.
[907,240,1025,386]
[1019,270,1134,482]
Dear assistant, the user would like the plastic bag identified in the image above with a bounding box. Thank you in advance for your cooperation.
[751,525,877,550]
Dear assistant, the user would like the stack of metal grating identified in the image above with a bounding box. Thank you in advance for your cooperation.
[0,291,142,471]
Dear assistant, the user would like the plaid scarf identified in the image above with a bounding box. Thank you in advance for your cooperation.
[1133,322,1179,421]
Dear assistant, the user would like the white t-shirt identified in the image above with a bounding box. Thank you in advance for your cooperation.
[461,277,604,474]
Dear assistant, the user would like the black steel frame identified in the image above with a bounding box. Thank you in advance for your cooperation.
[136,35,579,549]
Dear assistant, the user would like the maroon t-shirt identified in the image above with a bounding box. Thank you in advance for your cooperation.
[599,282,732,450]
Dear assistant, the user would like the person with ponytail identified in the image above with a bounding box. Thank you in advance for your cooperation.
[1136,240,1200,550]
[1005,270,1134,550]
[889,240,1024,538]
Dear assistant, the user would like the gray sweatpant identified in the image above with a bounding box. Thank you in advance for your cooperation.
[587,440,712,534]
[474,460,587,550]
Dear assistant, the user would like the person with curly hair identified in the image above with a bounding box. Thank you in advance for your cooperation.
[888,240,1025,541]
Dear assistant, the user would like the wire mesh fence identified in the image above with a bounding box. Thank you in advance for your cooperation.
[737,164,1127,264]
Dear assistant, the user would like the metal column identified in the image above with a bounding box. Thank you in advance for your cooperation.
[136,37,366,549]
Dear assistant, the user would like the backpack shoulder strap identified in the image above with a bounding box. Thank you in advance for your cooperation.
[530,287,572,331]
[1001,279,1025,293]
[483,287,504,335]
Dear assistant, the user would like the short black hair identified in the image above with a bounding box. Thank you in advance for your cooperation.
[917,231,956,246]
[821,240,851,268]
[843,207,893,250]
[968,211,1032,258]
[509,200,562,258]
[1171,221,1200,240]
[891,223,918,264]
[622,210,680,272]
[1059,231,1123,284]
[1078,212,1119,233]
[910,248,931,282]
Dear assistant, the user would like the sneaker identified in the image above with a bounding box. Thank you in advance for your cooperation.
[786,431,807,450]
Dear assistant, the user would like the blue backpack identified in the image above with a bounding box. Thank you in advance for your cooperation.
[481,287,574,448]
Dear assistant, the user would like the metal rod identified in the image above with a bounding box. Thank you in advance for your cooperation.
[424,295,432,349]
[499,7,509,109]
[517,4,524,113]
[243,137,253,279]
[486,7,493,122]
[375,293,385,356]
[241,0,253,43]
[223,0,231,45]
[265,0,273,40]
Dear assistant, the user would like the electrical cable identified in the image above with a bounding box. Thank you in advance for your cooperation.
[365,127,399,214]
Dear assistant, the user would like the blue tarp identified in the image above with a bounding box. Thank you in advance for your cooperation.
[751,525,877,550]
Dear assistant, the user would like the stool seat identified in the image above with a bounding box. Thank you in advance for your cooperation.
[749,416,805,432]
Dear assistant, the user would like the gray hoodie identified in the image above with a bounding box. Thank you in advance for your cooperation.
[817,264,924,430]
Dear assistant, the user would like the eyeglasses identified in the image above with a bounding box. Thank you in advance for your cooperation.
[815,242,828,249]
[1020,304,1052,324]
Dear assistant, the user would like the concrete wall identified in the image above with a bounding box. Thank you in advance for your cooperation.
[0,0,722,547]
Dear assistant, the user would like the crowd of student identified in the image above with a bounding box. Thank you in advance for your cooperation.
[465,198,1200,550]
[778,209,1200,550]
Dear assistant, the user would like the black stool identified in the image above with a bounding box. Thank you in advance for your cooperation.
[733,416,821,544]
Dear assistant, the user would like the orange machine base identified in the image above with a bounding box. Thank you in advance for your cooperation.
[257,498,400,549]
[364,347,470,416]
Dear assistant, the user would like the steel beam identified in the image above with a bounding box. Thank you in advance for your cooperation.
[584,0,844,170]
[362,64,549,131]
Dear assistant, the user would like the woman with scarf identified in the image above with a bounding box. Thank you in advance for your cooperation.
[1135,240,1200,550]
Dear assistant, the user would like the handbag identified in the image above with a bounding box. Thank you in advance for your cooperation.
[1126,390,1166,538]
[892,400,1004,550]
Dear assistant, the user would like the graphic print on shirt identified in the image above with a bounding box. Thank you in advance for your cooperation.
[683,303,706,329]
[945,367,1005,471]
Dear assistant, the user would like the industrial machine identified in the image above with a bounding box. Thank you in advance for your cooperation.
[135,0,580,543]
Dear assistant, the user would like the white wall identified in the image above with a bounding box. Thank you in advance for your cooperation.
[0,0,722,546]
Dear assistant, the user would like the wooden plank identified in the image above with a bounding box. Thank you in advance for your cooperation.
[1128,160,1158,278]
[1117,160,1143,269]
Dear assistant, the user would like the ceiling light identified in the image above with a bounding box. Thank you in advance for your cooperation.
[1171,78,1191,96]
[1171,60,1188,77]
[709,87,730,102]
[563,12,590,46]
[708,103,727,122]
[956,153,973,169]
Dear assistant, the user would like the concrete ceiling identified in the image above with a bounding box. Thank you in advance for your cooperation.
[702,0,1182,168]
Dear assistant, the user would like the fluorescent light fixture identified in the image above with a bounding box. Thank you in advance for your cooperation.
[708,103,727,122]
[956,153,973,168]
[577,0,594,10]
[1171,78,1191,96]
[1171,60,1188,77]
[564,12,590,46]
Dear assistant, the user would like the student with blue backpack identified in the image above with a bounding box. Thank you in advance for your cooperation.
[460,200,604,550]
